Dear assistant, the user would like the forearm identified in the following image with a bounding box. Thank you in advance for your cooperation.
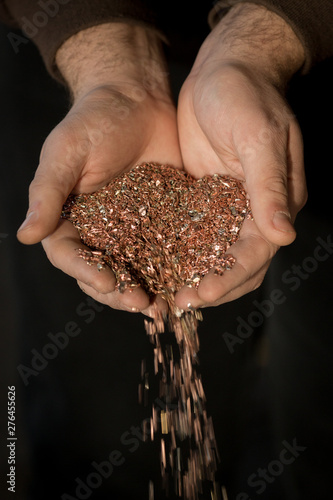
[56,23,169,101]
[209,0,333,72]
[195,3,305,89]
[0,0,161,79]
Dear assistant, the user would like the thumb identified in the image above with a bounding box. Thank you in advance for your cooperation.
[241,144,297,247]
[17,155,79,245]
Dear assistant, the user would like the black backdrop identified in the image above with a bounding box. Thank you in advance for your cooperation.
[0,4,333,500]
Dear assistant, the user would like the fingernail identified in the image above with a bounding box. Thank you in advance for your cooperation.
[186,303,196,311]
[17,211,37,232]
[272,211,294,233]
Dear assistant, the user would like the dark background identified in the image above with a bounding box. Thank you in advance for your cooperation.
[1,4,333,500]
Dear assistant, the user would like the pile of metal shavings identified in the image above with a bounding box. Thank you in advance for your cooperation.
[62,162,251,500]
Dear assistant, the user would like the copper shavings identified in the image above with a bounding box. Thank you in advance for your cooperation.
[62,163,250,297]
[149,480,154,500]
[221,485,229,500]
[61,162,251,500]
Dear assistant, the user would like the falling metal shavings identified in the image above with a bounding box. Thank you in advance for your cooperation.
[62,162,250,500]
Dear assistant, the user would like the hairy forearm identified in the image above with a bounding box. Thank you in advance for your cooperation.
[194,3,305,89]
[55,23,169,100]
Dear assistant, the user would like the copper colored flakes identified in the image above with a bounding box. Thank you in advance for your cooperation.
[62,162,250,300]
[62,162,250,500]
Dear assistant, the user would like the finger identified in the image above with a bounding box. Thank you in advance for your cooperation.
[77,280,151,312]
[174,286,200,311]
[141,294,169,318]
[17,126,85,245]
[202,264,269,307]
[175,218,276,308]
[43,219,151,310]
[238,121,303,247]
[175,265,269,309]
[286,120,308,217]
[198,229,275,303]
[42,219,116,294]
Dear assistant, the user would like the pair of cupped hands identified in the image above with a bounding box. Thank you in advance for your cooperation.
[17,6,308,317]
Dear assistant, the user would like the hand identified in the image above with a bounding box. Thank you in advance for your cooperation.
[175,4,308,309]
[17,24,182,314]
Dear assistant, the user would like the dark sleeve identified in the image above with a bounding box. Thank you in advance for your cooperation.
[208,0,333,73]
[0,0,159,79]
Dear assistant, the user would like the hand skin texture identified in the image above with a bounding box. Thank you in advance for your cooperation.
[174,3,308,310]
[16,23,182,315]
[17,4,308,314]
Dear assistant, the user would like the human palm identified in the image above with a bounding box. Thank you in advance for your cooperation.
[20,85,182,313]
[175,62,307,309]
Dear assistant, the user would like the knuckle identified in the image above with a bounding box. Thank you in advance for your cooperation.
[261,173,289,202]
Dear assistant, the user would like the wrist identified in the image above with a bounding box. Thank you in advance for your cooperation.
[193,3,305,90]
[55,23,170,101]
